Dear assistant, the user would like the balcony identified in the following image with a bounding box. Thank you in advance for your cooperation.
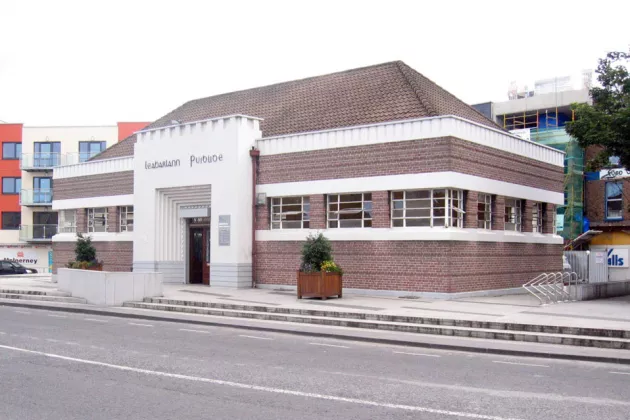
[20,189,53,206]
[20,153,64,171]
[19,224,58,242]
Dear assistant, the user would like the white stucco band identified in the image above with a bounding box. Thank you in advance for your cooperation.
[257,172,564,205]
[257,228,563,244]
[53,194,134,210]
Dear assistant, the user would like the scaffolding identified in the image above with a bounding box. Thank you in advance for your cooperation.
[502,108,560,133]
[561,140,585,241]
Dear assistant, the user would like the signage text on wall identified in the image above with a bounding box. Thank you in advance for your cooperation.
[145,159,181,169]
[600,168,630,180]
[144,154,224,169]
[607,248,628,268]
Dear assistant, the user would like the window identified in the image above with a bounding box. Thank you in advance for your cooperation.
[2,142,21,160]
[34,142,62,167]
[88,207,107,232]
[79,141,107,162]
[2,177,21,194]
[532,203,543,233]
[120,206,134,232]
[328,193,372,228]
[477,193,492,229]
[1,212,21,230]
[33,177,52,204]
[504,198,522,231]
[271,197,309,229]
[606,182,623,220]
[59,210,76,233]
[391,189,463,228]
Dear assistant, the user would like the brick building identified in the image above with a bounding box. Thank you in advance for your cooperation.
[51,61,564,296]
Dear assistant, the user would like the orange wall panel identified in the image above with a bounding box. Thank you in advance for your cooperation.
[0,124,23,215]
[117,122,149,141]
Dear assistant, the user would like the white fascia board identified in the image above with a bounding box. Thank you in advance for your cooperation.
[257,228,563,244]
[257,172,564,205]
[53,194,134,210]
[53,232,133,242]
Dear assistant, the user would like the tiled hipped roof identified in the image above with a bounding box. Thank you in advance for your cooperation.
[93,61,499,161]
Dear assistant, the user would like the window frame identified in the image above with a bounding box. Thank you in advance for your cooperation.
[1,212,21,230]
[605,181,624,221]
[2,142,22,160]
[327,193,372,228]
[504,198,522,231]
[391,189,464,228]
[87,207,108,233]
[532,202,543,233]
[59,209,77,233]
[270,197,310,230]
[120,206,134,232]
[2,177,21,195]
[79,141,107,162]
[477,193,492,229]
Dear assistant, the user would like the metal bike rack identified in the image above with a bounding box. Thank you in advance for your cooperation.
[523,272,579,305]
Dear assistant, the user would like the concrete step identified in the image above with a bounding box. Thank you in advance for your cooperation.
[124,301,630,350]
[143,297,630,340]
[0,293,87,304]
[0,288,71,297]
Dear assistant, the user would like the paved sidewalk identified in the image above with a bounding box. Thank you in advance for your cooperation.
[162,284,630,331]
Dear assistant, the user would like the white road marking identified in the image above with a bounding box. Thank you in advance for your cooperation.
[48,314,67,318]
[45,338,59,343]
[128,322,154,327]
[239,335,272,340]
[65,342,80,346]
[14,310,30,314]
[84,318,108,323]
[492,361,549,368]
[309,343,349,349]
[610,371,630,376]
[0,343,525,420]
[393,351,441,358]
[180,328,211,334]
[0,332,5,335]
[90,345,105,350]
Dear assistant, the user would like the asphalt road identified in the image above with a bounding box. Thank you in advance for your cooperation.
[0,306,629,420]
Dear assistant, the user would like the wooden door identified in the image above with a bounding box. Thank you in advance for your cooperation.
[189,228,204,284]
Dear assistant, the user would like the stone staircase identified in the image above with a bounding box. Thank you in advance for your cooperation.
[124,297,630,350]
[0,288,87,304]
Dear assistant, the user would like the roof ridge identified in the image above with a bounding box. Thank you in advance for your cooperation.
[396,61,502,129]
[394,61,438,117]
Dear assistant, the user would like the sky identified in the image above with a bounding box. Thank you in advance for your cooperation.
[0,0,628,126]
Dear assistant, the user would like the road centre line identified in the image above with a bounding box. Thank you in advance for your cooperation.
[610,371,630,376]
[309,343,349,349]
[14,310,30,314]
[128,322,154,327]
[48,314,67,318]
[180,329,212,334]
[393,351,441,358]
[0,343,525,420]
[85,318,109,323]
[492,361,549,368]
[239,335,273,340]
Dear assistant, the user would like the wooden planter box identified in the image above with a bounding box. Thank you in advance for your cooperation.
[297,271,342,299]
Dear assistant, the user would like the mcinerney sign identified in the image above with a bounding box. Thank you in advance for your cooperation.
[145,153,224,169]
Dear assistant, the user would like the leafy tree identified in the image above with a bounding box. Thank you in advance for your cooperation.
[74,233,96,262]
[565,51,630,170]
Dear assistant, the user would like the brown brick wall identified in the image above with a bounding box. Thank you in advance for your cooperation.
[371,191,390,228]
[492,195,505,230]
[309,195,326,229]
[464,191,478,229]
[54,171,134,200]
[255,241,562,293]
[255,200,270,230]
[258,137,563,192]
[107,207,119,233]
[53,241,133,273]
[523,200,534,232]
[543,204,556,234]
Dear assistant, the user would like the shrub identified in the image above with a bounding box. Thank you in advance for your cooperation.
[75,233,96,262]
[300,233,333,272]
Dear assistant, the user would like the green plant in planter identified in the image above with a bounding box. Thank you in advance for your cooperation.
[300,233,342,273]
[66,233,102,269]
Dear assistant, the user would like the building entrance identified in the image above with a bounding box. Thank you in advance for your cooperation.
[188,217,210,285]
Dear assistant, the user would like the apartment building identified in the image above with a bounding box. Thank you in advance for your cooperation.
[0,122,147,272]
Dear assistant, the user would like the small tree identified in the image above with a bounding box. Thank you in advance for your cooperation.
[300,233,332,272]
[74,233,96,262]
